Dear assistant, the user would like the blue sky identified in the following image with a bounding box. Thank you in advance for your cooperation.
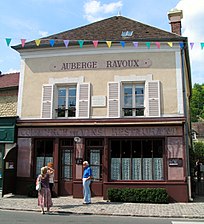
[0,0,203,84]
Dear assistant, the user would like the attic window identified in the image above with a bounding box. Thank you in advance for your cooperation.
[121,31,133,37]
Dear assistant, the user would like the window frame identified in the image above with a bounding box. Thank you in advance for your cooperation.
[56,85,77,118]
[122,83,145,117]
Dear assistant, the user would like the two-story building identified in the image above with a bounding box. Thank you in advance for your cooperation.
[13,10,192,202]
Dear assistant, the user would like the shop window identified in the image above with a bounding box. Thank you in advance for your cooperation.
[85,139,103,181]
[110,139,164,181]
[35,139,53,176]
[60,139,73,181]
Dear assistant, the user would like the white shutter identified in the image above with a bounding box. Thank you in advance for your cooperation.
[146,81,161,117]
[108,82,120,118]
[77,83,90,118]
[41,85,53,119]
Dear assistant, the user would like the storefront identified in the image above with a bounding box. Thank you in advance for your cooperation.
[16,117,188,202]
[0,117,17,195]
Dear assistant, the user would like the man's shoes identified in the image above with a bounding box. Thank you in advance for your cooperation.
[83,202,91,204]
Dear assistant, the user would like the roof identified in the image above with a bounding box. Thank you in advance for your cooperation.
[0,73,19,89]
[13,15,185,50]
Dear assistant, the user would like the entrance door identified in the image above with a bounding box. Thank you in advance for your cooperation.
[2,144,17,196]
[85,139,103,196]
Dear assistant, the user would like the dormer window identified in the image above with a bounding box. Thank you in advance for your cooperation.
[121,31,133,37]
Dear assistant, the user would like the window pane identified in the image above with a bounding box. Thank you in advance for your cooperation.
[121,141,131,158]
[111,158,121,180]
[122,158,131,180]
[111,141,120,158]
[143,158,153,180]
[136,95,144,107]
[132,158,142,180]
[124,86,132,108]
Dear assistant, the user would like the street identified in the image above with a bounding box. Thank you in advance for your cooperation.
[0,210,203,224]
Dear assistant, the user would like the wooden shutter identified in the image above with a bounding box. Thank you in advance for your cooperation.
[108,82,120,118]
[41,85,53,119]
[146,81,161,117]
[77,83,90,118]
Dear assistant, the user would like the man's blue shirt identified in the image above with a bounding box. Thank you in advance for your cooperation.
[83,166,92,178]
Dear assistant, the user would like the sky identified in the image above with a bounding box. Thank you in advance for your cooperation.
[0,0,203,85]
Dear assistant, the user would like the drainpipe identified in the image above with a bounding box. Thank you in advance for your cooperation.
[181,45,193,201]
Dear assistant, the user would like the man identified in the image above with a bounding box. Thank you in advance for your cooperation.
[82,161,92,204]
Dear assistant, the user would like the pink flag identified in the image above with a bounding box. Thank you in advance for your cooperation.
[93,40,98,48]
[21,39,26,47]
[155,42,160,48]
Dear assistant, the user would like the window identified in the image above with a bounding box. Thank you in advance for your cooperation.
[123,83,145,117]
[60,139,73,181]
[57,86,76,118]
[41,83,90,119]
[110,139,164,181]
[35,139,53,176]
[121,31,133,37]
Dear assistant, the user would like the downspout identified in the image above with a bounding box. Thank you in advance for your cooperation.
[181,45,193,201]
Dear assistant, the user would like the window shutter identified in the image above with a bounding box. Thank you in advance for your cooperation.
[146,81,161,117]
[77,83,90,118]
[108,82,120,118]
[41,85,53,119]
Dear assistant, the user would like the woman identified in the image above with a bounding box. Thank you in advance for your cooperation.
[37,166,53,214]
[47,162,54,197]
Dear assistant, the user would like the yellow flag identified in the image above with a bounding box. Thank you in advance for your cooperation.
[35,39,41,46]
[168,42,173,47]
[106,41,112,48]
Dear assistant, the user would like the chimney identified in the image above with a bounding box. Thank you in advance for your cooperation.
[168,9,183,35]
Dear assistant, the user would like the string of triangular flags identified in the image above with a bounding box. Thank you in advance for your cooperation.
[3,38,204,50]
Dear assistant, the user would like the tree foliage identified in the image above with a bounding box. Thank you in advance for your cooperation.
[190,83,204,122]
[193,141,204,162]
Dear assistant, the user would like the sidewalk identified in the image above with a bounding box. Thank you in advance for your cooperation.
[0,194,204,219]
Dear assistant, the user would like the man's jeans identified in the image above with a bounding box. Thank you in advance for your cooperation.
[83,178,91,203]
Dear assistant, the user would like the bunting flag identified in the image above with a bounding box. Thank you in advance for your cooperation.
[50,39,55,47]
[93,40,98,48]
[190,42,194,50]
[5,38,12,46]
[146,42,151,49]
[120,41,125,48]
[35,39,41,46]
[21,39,26,47]
[155,42,160,48]
[133,42,138,48]
[106,41,112,48]
[179,42,184,49]
[168,42,173,47]
[78,40,84,48]
[1,37,204,50]
[63,40,69,48]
